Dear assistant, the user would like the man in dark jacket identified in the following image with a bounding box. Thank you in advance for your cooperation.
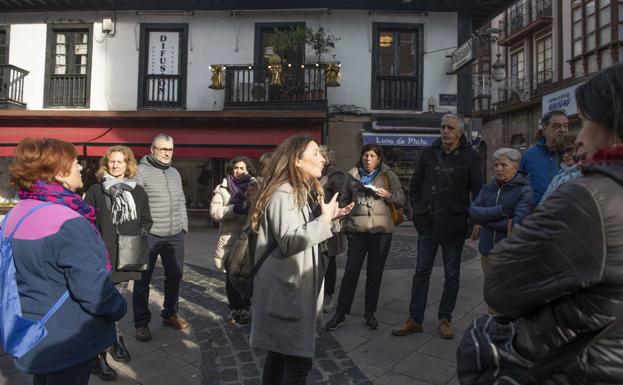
[392,114,482,339]
[133,133,189,342]
[520,110,569,205]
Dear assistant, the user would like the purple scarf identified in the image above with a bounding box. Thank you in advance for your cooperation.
[19,179,110,271]
[226,174,252,206]
[18,180,97,223]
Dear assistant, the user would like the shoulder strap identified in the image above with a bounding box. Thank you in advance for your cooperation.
[2,202,53,240]
[383,173,392,193]
[434,149,456,191]
[250,239,278,277]
[1,202,69,325]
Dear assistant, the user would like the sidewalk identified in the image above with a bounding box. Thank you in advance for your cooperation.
[1,225,487,385]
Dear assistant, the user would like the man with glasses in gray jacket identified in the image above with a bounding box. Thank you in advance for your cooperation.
[133,133,189,342]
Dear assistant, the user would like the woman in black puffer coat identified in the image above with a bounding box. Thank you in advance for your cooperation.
[484,63,623,384]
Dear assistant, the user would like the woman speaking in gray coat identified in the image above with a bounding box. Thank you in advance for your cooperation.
[249,134,353,385]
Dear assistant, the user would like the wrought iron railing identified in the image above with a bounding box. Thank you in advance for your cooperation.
[140,74,185,109]
[472,73,491,97]
[373,75,419,110]
[224,64,326,107]
[496,70,554,107]
[0,64,29,108]
[46,74,88,107]
[499,0,552,41]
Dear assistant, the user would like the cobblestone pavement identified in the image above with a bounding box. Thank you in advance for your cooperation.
[176,264,372,385]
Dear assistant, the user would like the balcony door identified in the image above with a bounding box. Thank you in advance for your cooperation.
[372,23,423,110]
[138,23,188,109]
[44,24,92,108]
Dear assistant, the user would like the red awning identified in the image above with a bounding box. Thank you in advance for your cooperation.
[0,124,323,158]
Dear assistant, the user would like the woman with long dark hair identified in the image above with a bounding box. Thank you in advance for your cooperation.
[84,145,152,381]
[210,156,256,324]
[484,63,623,383]
[249,134,353,385]
[325,144,405,331]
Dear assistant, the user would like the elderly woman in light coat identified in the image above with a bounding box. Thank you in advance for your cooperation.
[249,134,353,385]
[210,156,256,324]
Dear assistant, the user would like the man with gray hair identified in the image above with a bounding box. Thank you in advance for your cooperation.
[133,133,189,342]
[393,114,482,339]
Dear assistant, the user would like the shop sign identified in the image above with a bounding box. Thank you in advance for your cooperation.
[362,132,438,147]
[541,82,583,117]
[148,32,179,75]
[450,37,476,73]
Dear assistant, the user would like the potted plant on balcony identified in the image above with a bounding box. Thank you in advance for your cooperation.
[269,27,307,100]
[305,27,341,97]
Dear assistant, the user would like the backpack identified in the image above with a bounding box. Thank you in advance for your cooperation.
[223,226,277,298]
[0,202,69,358]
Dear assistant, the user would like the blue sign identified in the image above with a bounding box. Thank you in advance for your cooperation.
[362,133,438,147]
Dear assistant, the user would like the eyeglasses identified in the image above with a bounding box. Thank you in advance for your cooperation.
[152,146,174,153]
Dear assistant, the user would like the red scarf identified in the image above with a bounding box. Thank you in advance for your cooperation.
[591,146,623,164]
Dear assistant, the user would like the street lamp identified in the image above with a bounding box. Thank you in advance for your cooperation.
[491,53,506,82]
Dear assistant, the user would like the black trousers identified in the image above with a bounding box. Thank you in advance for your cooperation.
[336,232,393,315]
[133,231,185,327]
[32,359,93,385]
[225,272,250,310]
[262,351,313,385]
[324,255,337,296]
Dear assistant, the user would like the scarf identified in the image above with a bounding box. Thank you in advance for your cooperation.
[18,179,111,271]
[226,174,252,206]
[358,167,381,186]
[591,146,623,163]
[19,179,97,224]
[146,154,170,170]
[102,173,138,225]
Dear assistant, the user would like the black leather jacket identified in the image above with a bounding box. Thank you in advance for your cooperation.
[485,161,623,384]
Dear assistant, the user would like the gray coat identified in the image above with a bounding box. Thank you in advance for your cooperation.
[250,183,334,358]
[137,156,188,237]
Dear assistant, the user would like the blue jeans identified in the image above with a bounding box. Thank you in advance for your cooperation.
[133,231,185,327]
[408,230,464,323]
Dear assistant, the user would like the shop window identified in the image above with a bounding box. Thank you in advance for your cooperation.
[371,23,423,110]
[44,24,92,108]
[138,23,188,109]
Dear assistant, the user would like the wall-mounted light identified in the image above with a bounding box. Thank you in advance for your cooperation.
[102,17,116,36]
[491,53,506,82]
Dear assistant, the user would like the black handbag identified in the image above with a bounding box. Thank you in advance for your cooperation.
[104,190,149,272]
[116,231,149,272]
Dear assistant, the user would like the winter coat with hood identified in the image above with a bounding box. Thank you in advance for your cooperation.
[339,163,405,234]
[410,135,483,240]
[468,172,533,256]
[210,177,255,271]
[484,150,623,384]
[84,182,153,282]
[250,183,334,358]
[137,155,188,237]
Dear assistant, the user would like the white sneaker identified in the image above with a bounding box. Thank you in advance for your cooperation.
[323,294,336,313]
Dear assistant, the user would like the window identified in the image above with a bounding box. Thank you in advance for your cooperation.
[573,7,583,56]
[536,35,553,84]
[371,23,423,110]
[44,24,92,108]
[0,26,8,65]
[598,0,612,46]
[138,24,188,109]
[510,49,524,80]
[254,22,305,66]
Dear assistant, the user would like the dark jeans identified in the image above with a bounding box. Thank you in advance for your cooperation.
[409,229,464,323]
[32,359,92,385]
[262,351,313,385]
[225,272,250,310]
[336,232,393,315]
[324,255,337,297]
[133,231,185,327]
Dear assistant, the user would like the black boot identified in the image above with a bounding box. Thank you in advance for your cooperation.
[110,336,131,363]
[91,351,117,381]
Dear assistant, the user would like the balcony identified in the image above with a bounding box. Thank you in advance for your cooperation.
[224,64,327,110]
[472,73,492,117]
[498,0,552,46]
[0,65,29,109]
[495,70,554,110]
